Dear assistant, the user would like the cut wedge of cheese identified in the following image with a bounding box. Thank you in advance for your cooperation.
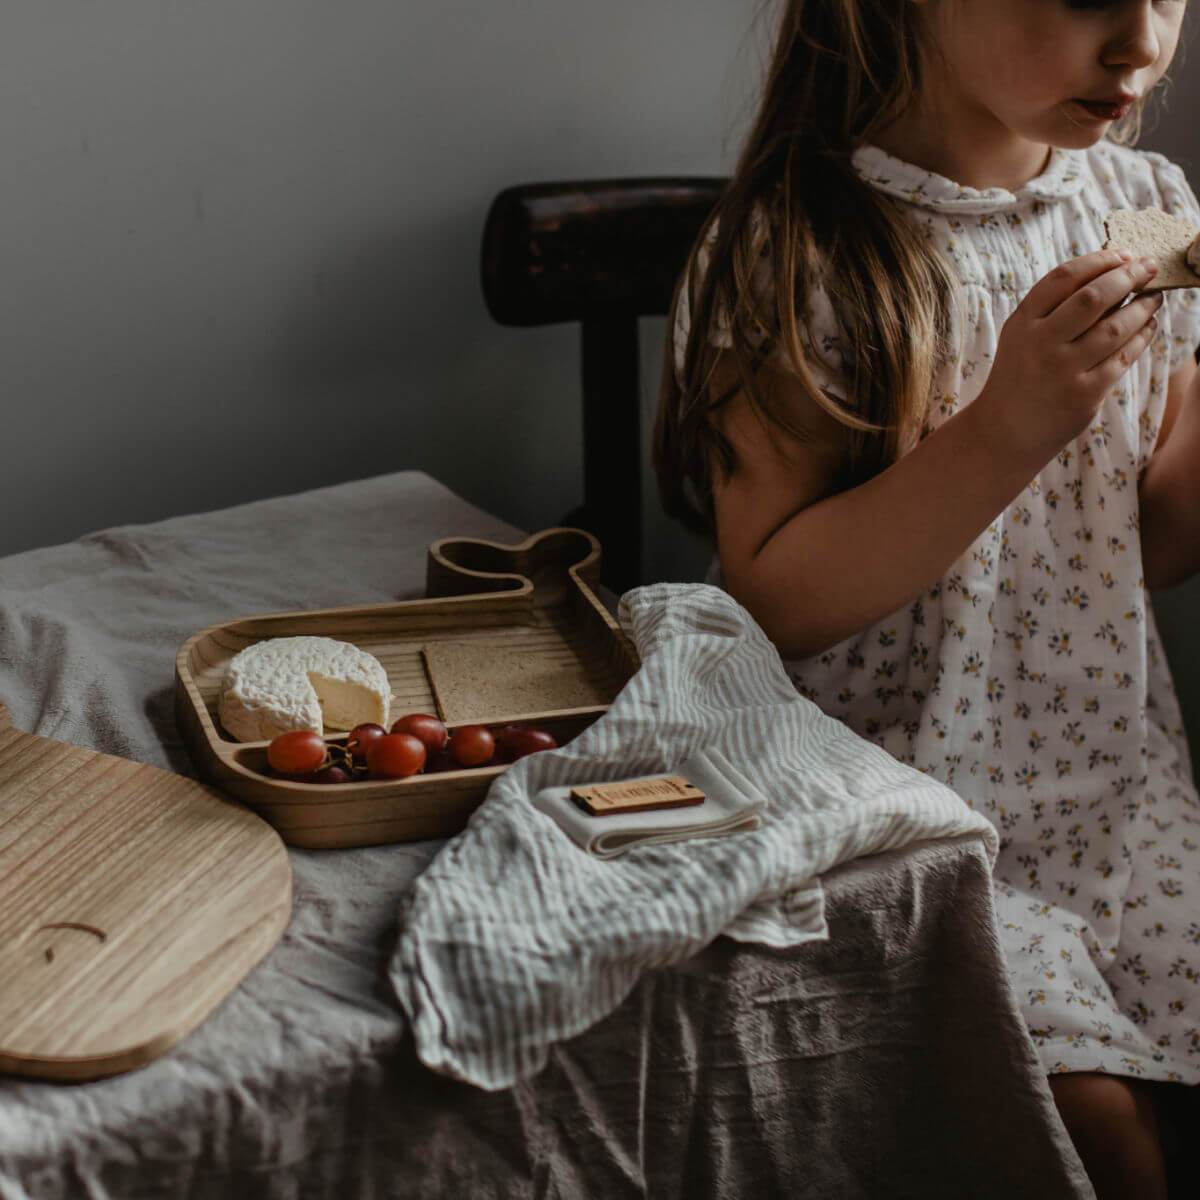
[217,636,392,742]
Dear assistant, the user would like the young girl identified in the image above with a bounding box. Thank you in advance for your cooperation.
[655,1,1200,1195]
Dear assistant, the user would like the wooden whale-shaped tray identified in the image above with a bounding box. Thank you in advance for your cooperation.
[0,702,292,1081]
[174,528,641,849]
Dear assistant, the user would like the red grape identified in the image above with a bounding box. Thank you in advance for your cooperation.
[287,764,353,785]
[347,722,387,765]
[501,726,557,761]
[390,713,448,756]
[267,730,326,775]
[367,733,427,779]
[313,765,352,784]
[423,749,456,774]
[493,723,525,763]
[448,724,495,768]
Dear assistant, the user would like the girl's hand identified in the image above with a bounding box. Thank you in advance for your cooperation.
[975,249,1163,465]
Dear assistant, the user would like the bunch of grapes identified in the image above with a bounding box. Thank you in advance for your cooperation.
[265,714,557,784]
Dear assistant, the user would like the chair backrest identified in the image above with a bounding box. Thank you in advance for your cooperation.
[481,177,725,593]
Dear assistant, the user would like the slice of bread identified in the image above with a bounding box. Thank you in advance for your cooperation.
[1103,208,1200,291]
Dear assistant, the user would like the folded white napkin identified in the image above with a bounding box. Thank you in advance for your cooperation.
[532,746,766,858]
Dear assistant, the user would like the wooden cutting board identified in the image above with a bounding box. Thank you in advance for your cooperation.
[0,702,292,1082]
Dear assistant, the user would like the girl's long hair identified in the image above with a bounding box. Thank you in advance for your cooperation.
[652,0,1151,540]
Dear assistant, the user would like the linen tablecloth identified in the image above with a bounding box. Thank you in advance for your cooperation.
[0,471,1092,1199]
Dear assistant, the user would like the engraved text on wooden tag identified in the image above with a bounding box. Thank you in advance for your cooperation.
[570,775,705,817]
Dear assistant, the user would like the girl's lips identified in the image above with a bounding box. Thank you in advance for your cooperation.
[1074,99,1132,122]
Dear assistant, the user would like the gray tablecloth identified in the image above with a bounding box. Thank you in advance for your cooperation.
[0,471,1092,1199]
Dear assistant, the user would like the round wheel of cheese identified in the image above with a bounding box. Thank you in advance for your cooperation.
[217,635,392,742]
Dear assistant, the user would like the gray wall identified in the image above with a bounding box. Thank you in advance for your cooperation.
[0,0,756,579]
[4,2,1200,743]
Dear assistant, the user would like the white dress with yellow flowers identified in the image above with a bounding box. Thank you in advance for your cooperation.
[675,139,1200,1082]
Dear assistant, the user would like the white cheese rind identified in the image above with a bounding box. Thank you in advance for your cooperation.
[217,636,391,742]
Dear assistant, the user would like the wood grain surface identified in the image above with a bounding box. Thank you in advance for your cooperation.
[0,703,292,1081]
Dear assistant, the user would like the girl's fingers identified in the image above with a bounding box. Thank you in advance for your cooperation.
[1086,307,1159,385]
[1026,249,1134,321]
[1047,258,1157,343]
[1077,292,1163,371]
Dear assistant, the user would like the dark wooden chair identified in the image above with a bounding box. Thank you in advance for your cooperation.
[480,177,725,594]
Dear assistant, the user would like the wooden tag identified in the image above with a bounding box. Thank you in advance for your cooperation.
[570,775,705,817]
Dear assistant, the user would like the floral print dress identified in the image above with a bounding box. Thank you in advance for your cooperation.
[675,139,1200,1082]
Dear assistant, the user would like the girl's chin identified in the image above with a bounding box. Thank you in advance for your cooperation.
[1062,127,1110,150]
[1052,104,1120,144]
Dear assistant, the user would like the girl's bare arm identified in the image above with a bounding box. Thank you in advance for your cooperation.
[713,365,1038,659]
[714,249,1161,659]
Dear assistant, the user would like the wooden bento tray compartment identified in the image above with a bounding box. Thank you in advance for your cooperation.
[174,528,640,849]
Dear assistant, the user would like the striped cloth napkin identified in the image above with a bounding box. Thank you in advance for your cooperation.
[388,583,998,1091]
